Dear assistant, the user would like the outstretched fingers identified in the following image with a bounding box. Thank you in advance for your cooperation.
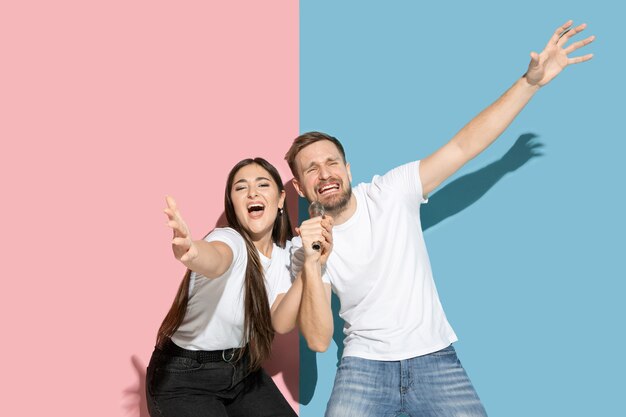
[163,196,196,261]
[165,195,178,212]
[548,20,573,45]
[557,23,587,47]
[168,219,188,238]
[164,195,190,238]
[164,196,180,223]
[564,35,596,54]
[568,53,594,65]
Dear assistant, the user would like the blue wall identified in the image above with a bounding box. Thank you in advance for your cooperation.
[300,1,625,416]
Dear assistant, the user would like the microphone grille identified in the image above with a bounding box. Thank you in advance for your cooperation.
[308,201,325,217]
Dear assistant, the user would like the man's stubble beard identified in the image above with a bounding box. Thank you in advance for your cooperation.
[320,186,352,218]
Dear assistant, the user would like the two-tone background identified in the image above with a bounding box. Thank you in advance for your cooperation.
[2,1,624,416]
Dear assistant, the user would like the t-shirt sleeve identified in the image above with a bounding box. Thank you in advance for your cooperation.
[289,236,331,284]
[203,227,246,271]
[370,160,427,205]
[186,228,245,296]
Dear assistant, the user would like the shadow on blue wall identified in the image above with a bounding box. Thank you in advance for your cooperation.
[298,132,543,404]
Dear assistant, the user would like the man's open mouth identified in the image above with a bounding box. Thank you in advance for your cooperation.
[318,183,340,195]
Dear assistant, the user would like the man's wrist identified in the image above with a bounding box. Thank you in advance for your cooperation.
[520,74,542,92]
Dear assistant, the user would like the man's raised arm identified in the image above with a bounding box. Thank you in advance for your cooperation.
[420,20,594,196]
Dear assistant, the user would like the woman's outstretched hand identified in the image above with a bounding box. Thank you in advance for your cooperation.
[164,196,198,263]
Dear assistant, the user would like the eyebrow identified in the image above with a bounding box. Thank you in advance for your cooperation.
[303,157,340,171]
[234,176,271,185]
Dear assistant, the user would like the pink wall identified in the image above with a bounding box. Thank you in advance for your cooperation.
[0,1,299,415]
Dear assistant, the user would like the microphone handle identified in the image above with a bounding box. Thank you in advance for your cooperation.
[308,201,325,252]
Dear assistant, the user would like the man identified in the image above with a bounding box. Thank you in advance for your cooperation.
[287,21,594,417]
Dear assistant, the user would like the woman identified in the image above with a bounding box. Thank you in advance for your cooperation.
[146,157,332,417]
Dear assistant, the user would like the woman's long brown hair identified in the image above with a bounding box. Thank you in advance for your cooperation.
[156,158,293,371]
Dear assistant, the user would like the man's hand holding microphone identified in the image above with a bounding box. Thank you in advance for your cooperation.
[297,201,334,265]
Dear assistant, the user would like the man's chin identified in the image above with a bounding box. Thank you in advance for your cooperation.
[318,190,351,214]
[318,194,339,206]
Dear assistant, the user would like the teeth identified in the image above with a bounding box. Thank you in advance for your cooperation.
[319,184,339,194]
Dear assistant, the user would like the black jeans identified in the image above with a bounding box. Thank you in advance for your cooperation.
[146,346,297,417]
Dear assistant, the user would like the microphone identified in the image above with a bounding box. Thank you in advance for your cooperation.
[308,201,325,251]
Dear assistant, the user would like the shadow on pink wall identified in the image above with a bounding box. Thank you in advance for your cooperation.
[123,356,149,417]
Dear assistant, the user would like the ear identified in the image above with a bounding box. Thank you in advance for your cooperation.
[278,189,286,209]
[292,178,305,198]
[346,161,353,184]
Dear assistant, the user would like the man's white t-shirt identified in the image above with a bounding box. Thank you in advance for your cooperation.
[171,227,292,351]
[292,161,457,360]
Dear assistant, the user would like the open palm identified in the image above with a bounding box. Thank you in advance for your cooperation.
[164,196,198,262]
[525,20,595,87]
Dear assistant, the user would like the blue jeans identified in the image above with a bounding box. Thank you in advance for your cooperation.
[325,345,488,417]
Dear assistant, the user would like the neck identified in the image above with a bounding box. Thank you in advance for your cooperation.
[252,233,274,258]
[327,194,357,225]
